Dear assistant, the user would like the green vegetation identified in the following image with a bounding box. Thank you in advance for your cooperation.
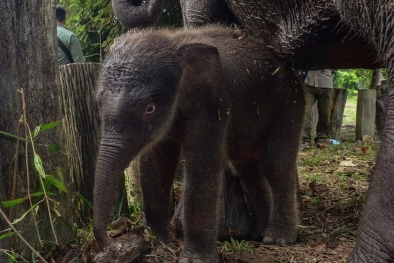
[304,172,325,183]
[0,90,68,262]
[59,0,128,62]
[342,92,357,126]
[334,69,388,90]
[334,69,372,90]
[218,237,254,254]
[60,0,182,62]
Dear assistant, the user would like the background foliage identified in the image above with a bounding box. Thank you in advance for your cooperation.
[334,69,388,90]
[334,69,371,90]
[59,0,182,62]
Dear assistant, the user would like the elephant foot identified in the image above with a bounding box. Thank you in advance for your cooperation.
[178,249,219,263]
[262,223,297,245]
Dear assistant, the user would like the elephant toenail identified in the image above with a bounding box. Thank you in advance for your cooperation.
[192,259,204,263]
[263,236,274,244]
[179,257,190,263]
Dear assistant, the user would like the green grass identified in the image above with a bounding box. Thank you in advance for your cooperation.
[218,238,254,254]
[304,172,326,183]
[342,93,357,126]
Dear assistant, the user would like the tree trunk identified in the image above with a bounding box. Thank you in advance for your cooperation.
[58,63,102,223]
[0,0,73,258]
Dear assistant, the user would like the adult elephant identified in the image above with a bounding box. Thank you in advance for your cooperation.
[334,2,394,262]
[110,0,394,262]
[228,1,394,261]
[111,0,237,29]
[111,0,380,69]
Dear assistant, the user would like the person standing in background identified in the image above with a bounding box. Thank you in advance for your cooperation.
[301,69,335,146]
[56,5,85,66]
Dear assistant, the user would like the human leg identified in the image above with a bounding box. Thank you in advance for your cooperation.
[301,84,318,143]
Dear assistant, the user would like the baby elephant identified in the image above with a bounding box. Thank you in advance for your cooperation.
[93,25,304,263]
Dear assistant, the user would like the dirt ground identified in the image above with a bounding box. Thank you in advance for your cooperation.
[0,94,374,263]
[47,125,376,263]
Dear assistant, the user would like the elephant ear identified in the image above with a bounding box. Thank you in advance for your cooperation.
[176,43,225,116]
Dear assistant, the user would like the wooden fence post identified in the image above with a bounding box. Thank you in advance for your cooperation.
[356,89,376,140]
[330,89,348,140]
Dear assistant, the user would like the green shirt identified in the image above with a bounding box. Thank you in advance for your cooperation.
[57,24,85,66]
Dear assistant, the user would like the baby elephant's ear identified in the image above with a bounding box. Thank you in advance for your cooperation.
[176,43,224,116]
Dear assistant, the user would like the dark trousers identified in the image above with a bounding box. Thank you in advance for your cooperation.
[302,84,334,143]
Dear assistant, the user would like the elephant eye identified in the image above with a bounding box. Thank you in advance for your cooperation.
[144,103,156,115]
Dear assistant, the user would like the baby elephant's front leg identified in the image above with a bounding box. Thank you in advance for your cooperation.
[178,150,223,263]
[178,111,227,263]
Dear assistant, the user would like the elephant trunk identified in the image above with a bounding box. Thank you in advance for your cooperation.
[112,0,169,29]
[93,137,135,249]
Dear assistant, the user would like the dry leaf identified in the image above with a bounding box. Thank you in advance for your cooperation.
[340,160,356,167]
[362,135,374,144]
[309,182,328,194]
[320,160,330,165]
[361,147,369,154]
[346,178,356,191]
[309,242,326,251]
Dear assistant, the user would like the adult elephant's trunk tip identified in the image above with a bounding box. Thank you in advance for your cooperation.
[112,0,167,29]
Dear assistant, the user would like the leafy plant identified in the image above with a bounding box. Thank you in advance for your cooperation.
[0,249,24,263]
[328,225,346,239]
[59,0,182,62]
[0,89,68,262]
[305,173,325,184]
[307,195,324,206]
[59,0,127,62]
[334,68,388,90]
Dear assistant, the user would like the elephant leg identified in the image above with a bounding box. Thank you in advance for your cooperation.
[237,161,272,241]
[259,96,303,245]
[347,76,394,263]
[178,108,227,263]
[138,138,181,240]
[260,142,299,245]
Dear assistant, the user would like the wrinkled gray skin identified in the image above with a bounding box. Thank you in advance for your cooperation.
[112,0,238,29]
[93,25,304,263]
[111,0,169,28]
[111,0,394,261]
[334,1,394,262]
[111,0,381,69]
